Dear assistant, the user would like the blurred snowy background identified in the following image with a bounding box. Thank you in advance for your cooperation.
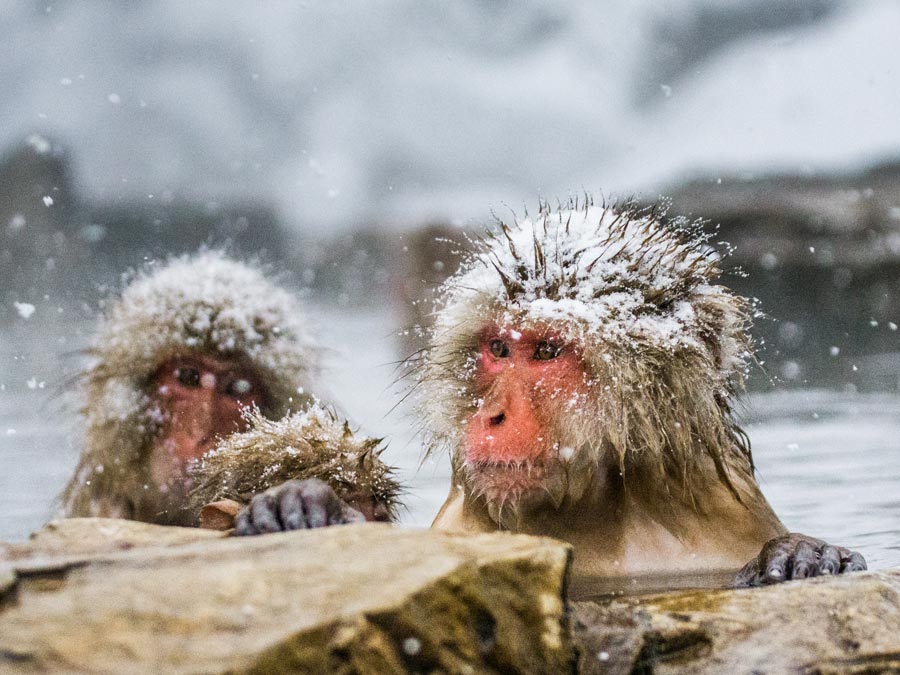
[1,1,898,566]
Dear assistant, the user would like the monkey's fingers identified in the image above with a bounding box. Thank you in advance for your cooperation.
[234,508,254,537]
[340,503,366,524]
[296,479,340,528]
[277,482,308,531]
[733,558,763,588]
[247,493,282,534]
[764,548,792,583]
[235,479,368,536]
[840,551,867,573]
[790,540,819,579]
[818,545,842,575]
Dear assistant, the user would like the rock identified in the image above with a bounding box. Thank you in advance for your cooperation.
[572,569,900,675]
[3,518,226,560]
[0,519,573,674]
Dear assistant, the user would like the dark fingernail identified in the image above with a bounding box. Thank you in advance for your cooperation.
[818,546,840,575]
[843,552,867,572]
[792,563,810,579]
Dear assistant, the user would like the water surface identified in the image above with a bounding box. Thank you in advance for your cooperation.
[1,310,897,574]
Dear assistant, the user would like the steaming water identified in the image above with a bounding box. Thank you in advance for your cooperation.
[1,308,898,574]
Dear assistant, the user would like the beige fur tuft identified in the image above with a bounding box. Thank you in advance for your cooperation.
[188,406,401,519]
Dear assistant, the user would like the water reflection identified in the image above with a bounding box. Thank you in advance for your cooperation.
[571,570,738,602]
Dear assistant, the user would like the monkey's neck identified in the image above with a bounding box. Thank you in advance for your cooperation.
[434,458,784,581]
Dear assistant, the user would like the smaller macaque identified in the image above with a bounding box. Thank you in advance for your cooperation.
[59,251,390,533]
[188,406,401,534]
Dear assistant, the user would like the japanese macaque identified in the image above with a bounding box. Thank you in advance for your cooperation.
[60,251,394,531]
[413,198,866,589]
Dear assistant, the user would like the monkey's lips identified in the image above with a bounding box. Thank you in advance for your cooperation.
[463,459,556,505]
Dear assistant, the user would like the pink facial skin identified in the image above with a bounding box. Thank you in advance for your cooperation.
[150,353,265,467]
[466,326,587,467]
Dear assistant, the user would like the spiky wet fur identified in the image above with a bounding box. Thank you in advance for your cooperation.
[414,197,765,529]
[188,406,401,520]
[60,251,320,523]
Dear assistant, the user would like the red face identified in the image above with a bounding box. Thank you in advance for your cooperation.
[148,354,267,488]
[464,326,589,504]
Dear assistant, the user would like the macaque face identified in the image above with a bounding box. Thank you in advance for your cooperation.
[149,353,267,489]
[463,325,592,511]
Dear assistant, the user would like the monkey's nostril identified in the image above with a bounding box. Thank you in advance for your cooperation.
[489,413,505,426]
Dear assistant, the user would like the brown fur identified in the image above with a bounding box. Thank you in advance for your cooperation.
[413,197,786,582]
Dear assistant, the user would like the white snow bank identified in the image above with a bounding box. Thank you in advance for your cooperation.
[0,1,897,231]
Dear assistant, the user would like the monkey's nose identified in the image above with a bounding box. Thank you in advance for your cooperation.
[489,412,506,426]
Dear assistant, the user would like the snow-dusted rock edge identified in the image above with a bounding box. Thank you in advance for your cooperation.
[2,519,899,674]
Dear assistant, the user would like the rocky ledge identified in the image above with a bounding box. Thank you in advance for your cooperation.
[573,570,900,675]
[0,519,572,674]
[2,520,899,674]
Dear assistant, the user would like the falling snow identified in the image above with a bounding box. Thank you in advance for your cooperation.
[13,302,35,319]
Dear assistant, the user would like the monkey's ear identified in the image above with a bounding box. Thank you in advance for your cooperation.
[695,293,752,381]
[199,499,242,530]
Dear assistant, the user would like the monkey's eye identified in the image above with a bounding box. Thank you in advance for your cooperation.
[489,339,510,358]
[533,340,561,360]
[227,378,254,397]
[175,367,201,387]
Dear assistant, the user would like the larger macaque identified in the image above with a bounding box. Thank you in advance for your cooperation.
[415,198,865,588]
[60,252,394,531]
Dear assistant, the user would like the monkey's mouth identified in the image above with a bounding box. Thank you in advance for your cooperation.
[463,460,554,505]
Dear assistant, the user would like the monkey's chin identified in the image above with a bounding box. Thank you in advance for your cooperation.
[463,460,569,525]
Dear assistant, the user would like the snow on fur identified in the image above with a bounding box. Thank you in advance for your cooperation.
[188,405,401,518]
[436,198,742,358]
[414,197,756,504]
[87,250,319,424]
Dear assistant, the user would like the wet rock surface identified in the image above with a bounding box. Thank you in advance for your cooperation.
[0,519,572,674]
[572,569,900,675]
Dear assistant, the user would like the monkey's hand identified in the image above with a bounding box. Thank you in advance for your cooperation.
[733,533,867,587]
[234,479,365,536]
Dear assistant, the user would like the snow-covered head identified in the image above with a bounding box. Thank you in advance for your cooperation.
[88,250,318,415]
[62,251,319,521]
[417,198,753,522]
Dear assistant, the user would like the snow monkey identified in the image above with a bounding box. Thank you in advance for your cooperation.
[60,251,396,532]
[414,198,866,589]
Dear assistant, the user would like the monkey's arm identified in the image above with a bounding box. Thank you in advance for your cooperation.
[733,533,867,587]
